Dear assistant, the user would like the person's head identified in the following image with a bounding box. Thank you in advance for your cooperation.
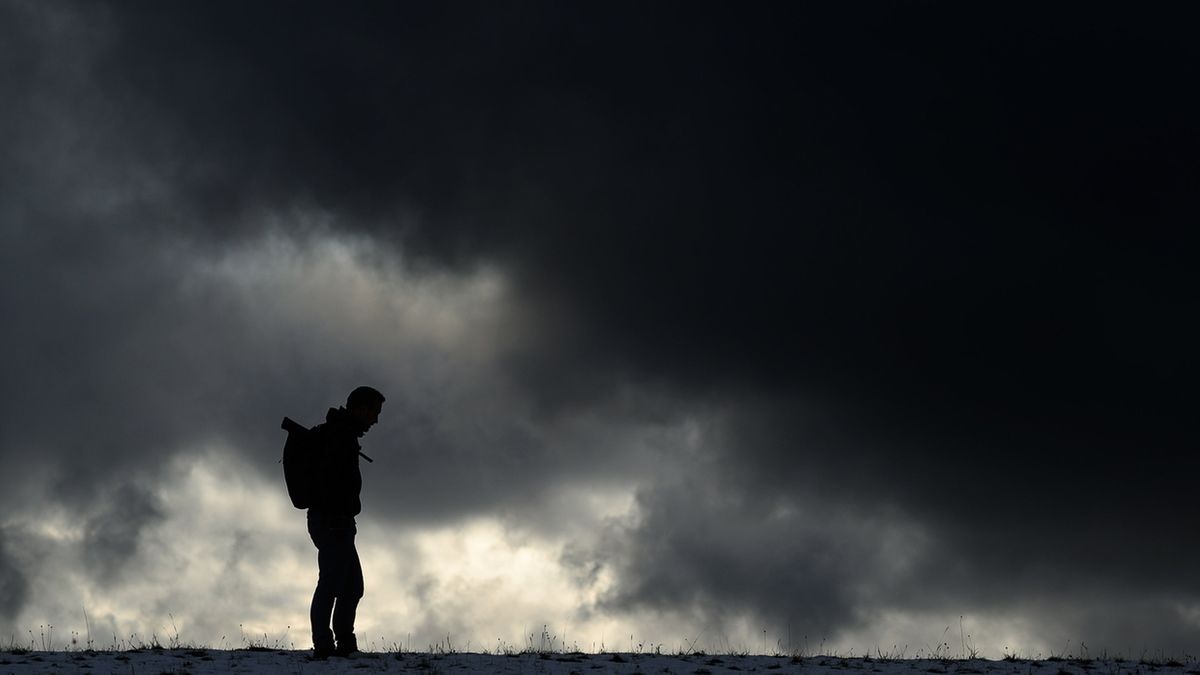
[346,385,385,434]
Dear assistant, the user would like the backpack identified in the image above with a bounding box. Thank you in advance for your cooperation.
[281,416,319,509]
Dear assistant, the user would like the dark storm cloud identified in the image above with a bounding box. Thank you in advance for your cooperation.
[4,0,1200,651]
[77,1,1198,408]
[585,476,915,645]
[82,484,165,583]
[0,529,31,625]
[581,398,1200,651]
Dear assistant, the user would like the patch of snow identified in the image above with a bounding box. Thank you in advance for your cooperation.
[0,650,1193,675]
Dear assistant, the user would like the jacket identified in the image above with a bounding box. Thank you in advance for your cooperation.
[308,407,363,517]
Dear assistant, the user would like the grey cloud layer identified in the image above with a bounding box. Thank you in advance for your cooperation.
[3,0,1199,653]
[0,530,30,625]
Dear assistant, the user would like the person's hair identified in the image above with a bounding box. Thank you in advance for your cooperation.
[347,385,386,409]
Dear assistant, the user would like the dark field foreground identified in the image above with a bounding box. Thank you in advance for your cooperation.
[1,650,1196,675]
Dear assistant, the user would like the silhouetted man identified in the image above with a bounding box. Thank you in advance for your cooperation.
[308,385,385,659]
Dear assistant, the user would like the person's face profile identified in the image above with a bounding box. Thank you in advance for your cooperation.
[350,401,382,433]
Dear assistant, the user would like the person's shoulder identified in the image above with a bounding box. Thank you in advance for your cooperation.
[315,421,358,448]
[309,422,341,447]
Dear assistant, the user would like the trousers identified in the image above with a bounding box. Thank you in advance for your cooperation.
[307,512,363,650]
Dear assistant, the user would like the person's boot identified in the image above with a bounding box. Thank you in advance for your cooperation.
[334,634,358,657]
[310,644,335,660]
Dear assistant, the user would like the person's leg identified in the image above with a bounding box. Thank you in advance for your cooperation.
[331,525,364,654]
[309,515,355,654]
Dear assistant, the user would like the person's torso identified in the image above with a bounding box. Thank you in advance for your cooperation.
[309,420,363,517]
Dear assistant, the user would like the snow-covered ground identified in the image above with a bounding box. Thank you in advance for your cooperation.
[0,650,1195,675]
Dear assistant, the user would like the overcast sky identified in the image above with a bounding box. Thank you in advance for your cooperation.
[2,0,1197,658]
